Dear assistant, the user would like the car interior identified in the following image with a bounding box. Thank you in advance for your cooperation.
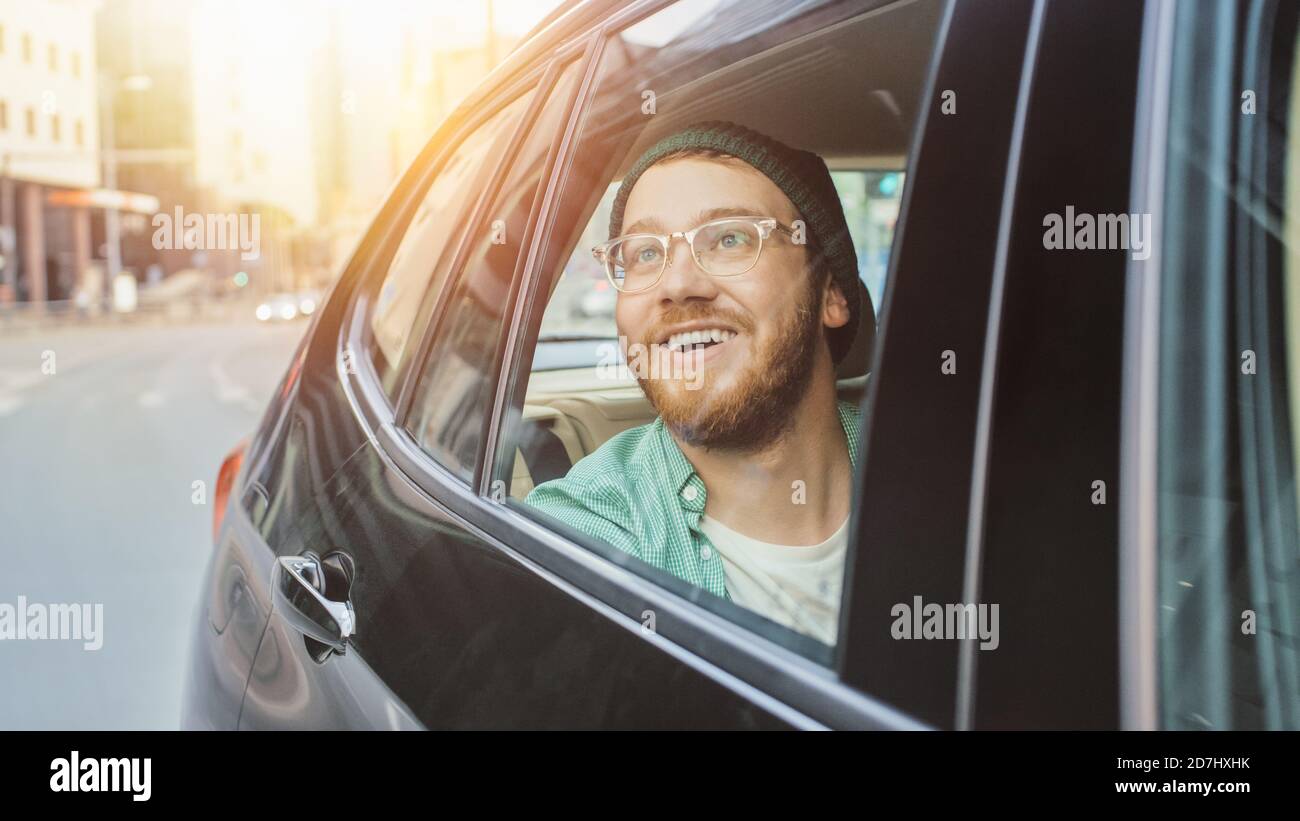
[502,0,942,500]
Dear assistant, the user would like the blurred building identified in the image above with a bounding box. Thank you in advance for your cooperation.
[1,0,552,307]
[0,0,104,305]
[95,0,201,285]
[190,0,326,295]
[309,2,521,275]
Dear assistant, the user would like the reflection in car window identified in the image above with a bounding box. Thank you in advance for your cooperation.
[496,0,944,662]
[408,63,582,480]
[367,91,534,397]
[1158,1,1300,729]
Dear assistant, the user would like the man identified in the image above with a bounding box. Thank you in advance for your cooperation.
[527,121,865,645]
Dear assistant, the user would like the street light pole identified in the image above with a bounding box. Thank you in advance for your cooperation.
[101,81,122,290]
[99,74,151,310]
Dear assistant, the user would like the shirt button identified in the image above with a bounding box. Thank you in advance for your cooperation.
[681,485,699,502]
[700,545,713,561]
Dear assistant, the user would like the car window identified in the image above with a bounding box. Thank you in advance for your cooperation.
[1157,0,1300,730]
[406,61,583,481]
[367,91,535,398]
[493,0,945,663]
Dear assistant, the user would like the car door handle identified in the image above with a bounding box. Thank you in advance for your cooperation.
[272,554,356,652]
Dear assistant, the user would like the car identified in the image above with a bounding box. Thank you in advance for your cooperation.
[183,0,1300,729]
[296,290,321,317]
[255,293,303,322]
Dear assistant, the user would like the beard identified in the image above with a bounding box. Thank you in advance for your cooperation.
[634,282,822,453]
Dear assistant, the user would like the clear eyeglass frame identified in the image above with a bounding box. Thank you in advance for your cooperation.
[591,215,796,294]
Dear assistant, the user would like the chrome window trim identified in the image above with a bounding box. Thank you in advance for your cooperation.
[480,33,603,497]
[1118,0,1174,732]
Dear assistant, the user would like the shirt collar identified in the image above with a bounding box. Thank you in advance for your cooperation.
[653,417,707,513]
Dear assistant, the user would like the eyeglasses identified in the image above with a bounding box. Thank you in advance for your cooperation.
[591,216,796,294]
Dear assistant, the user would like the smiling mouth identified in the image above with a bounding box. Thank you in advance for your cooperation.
[662,328,738,353]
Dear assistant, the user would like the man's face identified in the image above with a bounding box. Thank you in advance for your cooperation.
[615,156,848,451]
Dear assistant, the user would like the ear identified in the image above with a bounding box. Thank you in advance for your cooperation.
[821,277,850,331]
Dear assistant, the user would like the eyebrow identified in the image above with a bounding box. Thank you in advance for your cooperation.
[622,206,765,236]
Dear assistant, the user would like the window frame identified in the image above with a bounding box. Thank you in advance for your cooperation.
[825,0,1041,730]
[398,55,591,484]
[949,0,1145,731]
[336,45,588,494]
[343,0,980,729]
[471,0,957,727]
[351,64,554,415]
[1118,0,1173,732]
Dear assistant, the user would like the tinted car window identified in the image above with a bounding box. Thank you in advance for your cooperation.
[367,91,534,397]
[494,0,945,662]
[1158,0,1300,730]
[407,61,583,480]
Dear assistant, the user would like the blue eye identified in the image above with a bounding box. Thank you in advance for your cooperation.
[717,230,750,249]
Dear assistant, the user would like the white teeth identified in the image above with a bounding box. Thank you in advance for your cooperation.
[664,328,736,351]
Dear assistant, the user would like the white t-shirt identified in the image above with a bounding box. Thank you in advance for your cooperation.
[698,514,849,645]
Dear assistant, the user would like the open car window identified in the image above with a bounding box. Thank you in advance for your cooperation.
[492,0,945,664]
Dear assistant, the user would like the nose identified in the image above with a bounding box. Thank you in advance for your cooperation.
[657,235,717,304]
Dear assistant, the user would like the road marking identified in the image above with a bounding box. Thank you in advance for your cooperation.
[0,368,45,392]
[0,337,133,415]
[208,357,262,413]
[137,390,165,408]
[0,368,45,418]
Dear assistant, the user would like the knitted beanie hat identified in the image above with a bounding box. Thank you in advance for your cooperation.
[609,121,860,363]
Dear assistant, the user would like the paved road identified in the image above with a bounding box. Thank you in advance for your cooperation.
[0,320,305,729]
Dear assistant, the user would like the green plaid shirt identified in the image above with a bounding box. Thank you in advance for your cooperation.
[525,401,863,600]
